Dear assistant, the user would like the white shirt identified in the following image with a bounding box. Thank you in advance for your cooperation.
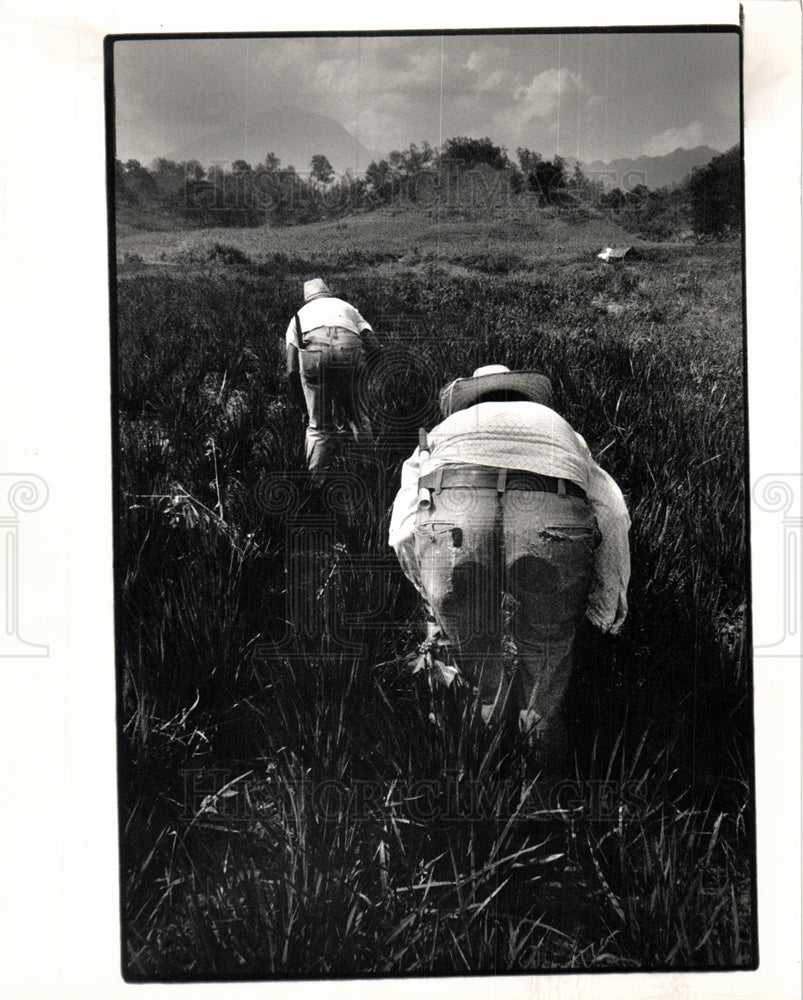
[285,296,373,346]
[388,400,631,634]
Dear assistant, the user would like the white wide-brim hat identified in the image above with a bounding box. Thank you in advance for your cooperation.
[439,364,554,416]
[303,278,333,301]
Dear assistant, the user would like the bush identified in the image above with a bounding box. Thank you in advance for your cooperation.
[457,251,526,274]
[208,243,253,267]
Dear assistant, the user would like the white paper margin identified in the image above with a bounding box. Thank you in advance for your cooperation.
[0,1,799,998]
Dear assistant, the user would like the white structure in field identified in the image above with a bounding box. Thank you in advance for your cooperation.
[597,245,632,262]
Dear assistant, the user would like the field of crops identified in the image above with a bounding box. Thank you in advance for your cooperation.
[114,206,753,978]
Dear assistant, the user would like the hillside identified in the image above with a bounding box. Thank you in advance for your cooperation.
[115,139,741,244]
[116,200,643,271]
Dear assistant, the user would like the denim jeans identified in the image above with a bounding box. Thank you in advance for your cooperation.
[298,328,372,471]
[414,483,599,765]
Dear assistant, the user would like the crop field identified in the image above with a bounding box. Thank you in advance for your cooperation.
[113,206,753,978]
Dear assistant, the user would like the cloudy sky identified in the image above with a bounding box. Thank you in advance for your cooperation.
[113,30,740,171]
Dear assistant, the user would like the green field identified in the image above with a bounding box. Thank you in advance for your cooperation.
[114,205,753,978]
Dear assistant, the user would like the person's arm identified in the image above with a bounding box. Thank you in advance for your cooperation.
[361,326,381,360]
[358,318,381,358]
[389,448,427,597]
[286,344,306,411]
[285,318,306,410]
[349,304,381,357]
[286,341,299,375]
[575,432,631,634]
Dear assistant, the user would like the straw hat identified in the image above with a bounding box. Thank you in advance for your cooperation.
[439,364,554,416]
[303,278,333,301]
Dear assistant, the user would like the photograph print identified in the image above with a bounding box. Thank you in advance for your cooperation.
[108,25,754,980]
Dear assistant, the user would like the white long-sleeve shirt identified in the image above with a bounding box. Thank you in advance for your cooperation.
[388,400,631,634]
[285,296,373,346]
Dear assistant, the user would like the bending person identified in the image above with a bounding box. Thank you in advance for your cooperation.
[388,364,631,770]
[284,278,377,472]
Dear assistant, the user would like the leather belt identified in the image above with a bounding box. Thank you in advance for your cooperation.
[305,325,356,335]
[419,464,586,499]
[303,325,361,342]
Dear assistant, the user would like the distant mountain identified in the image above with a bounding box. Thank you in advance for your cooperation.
[165,106,378,176]
[568,146,722,191]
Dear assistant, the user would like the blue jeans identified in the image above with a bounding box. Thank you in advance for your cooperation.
[298,329,372,471]
[414,483,599,765]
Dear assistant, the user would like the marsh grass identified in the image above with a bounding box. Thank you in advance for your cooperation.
[114,231,753,977]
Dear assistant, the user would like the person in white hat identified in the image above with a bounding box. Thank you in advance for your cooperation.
[388,365,631,771]
[284,278,377,471]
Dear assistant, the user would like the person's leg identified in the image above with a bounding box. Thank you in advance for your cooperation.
[502,490,598,773]
[299,349,332,471]
[414,487,510,720]
[331,351,373,448]
[350,359,375,447]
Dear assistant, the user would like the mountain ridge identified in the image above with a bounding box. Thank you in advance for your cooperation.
[566,145,723,190]
[165,105,378,176]
[154,108,723,191]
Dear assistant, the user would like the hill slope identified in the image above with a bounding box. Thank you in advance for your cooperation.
[116,201,642,270]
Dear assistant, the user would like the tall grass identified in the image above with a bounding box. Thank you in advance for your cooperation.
[114,237,753,977]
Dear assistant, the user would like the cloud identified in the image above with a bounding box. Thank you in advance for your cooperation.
[485,66,586,146]
[114,35,738,169]
[514,67,584,119]
[643,121,705,156]
[349,100,418,153]
[116,36,593,164]
[315,58,356,96]
[351,40,444,99]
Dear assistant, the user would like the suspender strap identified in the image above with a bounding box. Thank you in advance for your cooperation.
[417,429,432,509]
[294,312,303,349]
[496,468,507,494]
[557,477,566,497]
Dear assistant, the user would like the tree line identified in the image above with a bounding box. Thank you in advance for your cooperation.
[115,137,742,237]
